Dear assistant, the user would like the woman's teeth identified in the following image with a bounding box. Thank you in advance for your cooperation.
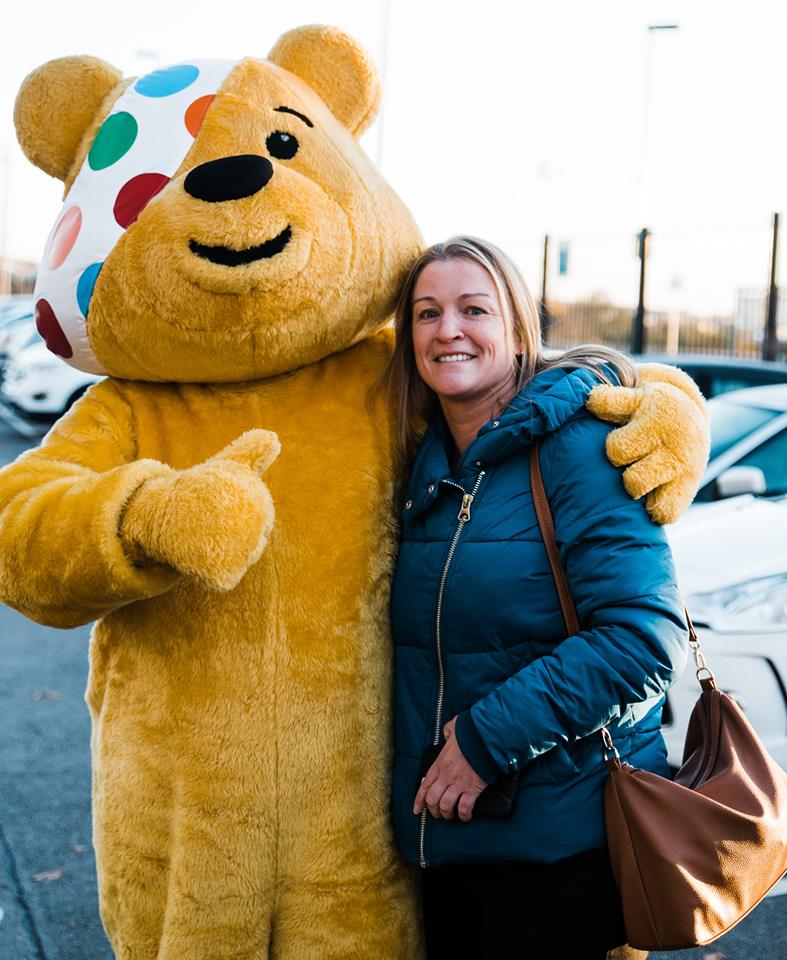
[436,354,475,362]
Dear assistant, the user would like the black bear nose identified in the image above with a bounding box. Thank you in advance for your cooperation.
[184,155,273,202]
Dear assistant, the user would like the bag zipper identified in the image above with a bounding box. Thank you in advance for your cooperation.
[418,470,486,868]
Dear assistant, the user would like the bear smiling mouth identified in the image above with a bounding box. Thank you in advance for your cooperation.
[189,225,292,266]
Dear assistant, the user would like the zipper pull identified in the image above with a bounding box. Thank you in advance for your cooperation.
[458,493,474,523]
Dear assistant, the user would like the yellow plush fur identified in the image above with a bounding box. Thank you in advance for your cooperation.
[588,362,710,525]
[2,23,707,960]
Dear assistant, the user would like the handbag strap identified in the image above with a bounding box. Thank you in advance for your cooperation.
[529,442,581,637]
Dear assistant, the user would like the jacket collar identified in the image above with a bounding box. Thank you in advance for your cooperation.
[405,366,604,516]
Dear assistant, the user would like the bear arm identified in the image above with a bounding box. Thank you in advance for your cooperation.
[0,382,178,628]
[585,363,710,525]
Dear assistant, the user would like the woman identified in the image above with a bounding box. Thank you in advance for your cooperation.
[384,237,688,959]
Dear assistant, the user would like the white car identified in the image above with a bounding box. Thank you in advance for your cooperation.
[0,312,38,370]
[696,384,787,503]
[664,493,787,771]
[1,339,103,421]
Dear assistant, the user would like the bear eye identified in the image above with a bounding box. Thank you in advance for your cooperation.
[266,131,299,160]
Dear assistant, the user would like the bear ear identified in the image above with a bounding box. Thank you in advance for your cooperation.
[268,25,381,137]
[14,56,123,182]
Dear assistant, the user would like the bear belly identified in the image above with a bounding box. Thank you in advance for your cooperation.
[85,340,421,958]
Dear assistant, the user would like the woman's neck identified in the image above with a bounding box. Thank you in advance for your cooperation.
[439,376,518,458]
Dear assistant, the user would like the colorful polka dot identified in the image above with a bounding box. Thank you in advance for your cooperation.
[33,61,239,373]
[48,207,82,269]
[184,94,215,137]
[88,112,138,170]
[35,299,73,359]
[135,64,199,98]
[77,263,103,318]
[113,173,170,228]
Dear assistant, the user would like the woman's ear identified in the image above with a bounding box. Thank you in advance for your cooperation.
[15,56,123,182]
[268,25,381,137]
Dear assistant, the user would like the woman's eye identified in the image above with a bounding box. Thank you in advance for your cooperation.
[420,309,439,320]
[465,306,485,316]
[266,131,299,160]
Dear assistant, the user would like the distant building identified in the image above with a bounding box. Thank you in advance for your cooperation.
[0,258,37,295]
[735,287,787,340]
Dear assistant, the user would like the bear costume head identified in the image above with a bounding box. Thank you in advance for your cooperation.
[15,25,422,382]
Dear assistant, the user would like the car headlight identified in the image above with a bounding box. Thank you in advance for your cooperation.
[686,573,787,631]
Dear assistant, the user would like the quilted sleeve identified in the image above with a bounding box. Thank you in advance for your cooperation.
[466,414,688,773]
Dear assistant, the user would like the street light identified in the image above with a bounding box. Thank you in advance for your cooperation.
[640,23,679,219]
[633,23,679,354]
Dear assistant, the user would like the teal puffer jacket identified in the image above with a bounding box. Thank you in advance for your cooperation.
[391,366,688,868]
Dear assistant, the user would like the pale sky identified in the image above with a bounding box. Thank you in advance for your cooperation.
[2,0,786,316]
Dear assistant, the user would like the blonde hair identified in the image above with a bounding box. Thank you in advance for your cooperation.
[378,235,638,465]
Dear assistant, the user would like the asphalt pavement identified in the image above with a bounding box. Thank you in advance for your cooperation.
[0,418,784,960]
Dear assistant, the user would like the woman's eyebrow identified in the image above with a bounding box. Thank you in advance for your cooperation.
[412,292,492,304]
[274,106,314,128]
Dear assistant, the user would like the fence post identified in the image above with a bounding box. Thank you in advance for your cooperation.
[764,212,780,362]
[540,234,550,342]
[631,227,649,354]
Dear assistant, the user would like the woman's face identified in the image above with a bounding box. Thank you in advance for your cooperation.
[411,258,517,406]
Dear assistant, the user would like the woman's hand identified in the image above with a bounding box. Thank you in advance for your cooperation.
[413,717,488,823]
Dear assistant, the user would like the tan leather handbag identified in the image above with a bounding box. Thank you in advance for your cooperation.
[530,442,787,953]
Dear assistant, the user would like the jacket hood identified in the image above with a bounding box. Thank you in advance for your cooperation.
[407,366,605,510]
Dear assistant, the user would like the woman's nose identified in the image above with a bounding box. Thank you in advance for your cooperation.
[435,312,464,340]
[184,155,273,202]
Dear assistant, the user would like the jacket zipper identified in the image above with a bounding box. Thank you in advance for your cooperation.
[418,470,486,868]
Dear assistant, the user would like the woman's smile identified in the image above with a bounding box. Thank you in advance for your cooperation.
[434,352,477,362]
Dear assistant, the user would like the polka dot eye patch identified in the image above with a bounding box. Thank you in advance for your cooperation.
[33,60,238,373]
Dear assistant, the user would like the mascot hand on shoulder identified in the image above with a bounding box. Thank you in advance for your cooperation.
[3,24,706,960]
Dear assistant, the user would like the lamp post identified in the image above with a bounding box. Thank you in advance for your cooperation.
[634,23,679,354]
[640,24,679,220]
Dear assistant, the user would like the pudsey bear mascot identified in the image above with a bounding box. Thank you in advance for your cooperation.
[3,25,707,960]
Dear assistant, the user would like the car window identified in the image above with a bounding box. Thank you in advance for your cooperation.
[710,376,764,397]
[737,428,787,496]
[708,400,781,460]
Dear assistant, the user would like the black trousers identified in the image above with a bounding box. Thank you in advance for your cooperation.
[421,847,627,960]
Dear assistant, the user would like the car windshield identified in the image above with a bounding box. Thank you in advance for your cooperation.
[708,398,782,460]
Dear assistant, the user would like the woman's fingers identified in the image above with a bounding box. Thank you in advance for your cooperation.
[424,778,450,819]
[437,785,461,820]
[457,792,478,823]
[413,775,446,817]
[413,776,430,814]
[414,726,486,819]
[414,768,442,814]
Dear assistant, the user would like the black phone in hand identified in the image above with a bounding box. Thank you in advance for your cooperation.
[418,743,521,820]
